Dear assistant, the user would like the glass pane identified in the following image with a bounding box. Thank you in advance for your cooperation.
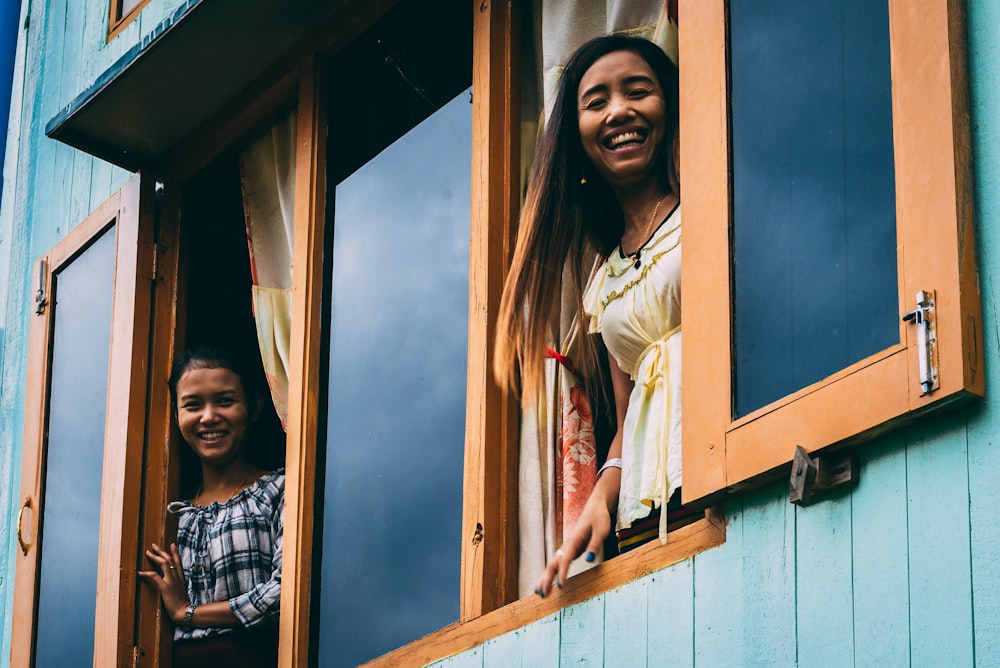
[34,225,116,664]
[729,0,898,417]
[120,0,143,18]
[317,88,471,667]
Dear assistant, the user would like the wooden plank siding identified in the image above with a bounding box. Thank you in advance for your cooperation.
[1,1,1000,667]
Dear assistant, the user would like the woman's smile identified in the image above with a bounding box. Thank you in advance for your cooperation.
[577,49,666,190]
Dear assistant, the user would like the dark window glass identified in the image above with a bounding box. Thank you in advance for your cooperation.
[34,225,116,663]
[729,0,898,417]
[316,2,471,664]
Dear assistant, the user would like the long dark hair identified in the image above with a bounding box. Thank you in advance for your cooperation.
[494,35,680,399]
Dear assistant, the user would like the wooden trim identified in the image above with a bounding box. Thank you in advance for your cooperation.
[10,185,128,667]
[108,0,153,42]
[462,0,520,619]
[681,0,983,507]
[278,56,328,668]
[93,174,157,666]
[134,178,184,668]
[678,0,732,506]
[363,515,726,667]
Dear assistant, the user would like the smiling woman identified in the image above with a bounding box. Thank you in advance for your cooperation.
[494,34,687,599]
[139,344,285,667]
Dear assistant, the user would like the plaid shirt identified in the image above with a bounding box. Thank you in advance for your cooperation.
[168,470,284,640]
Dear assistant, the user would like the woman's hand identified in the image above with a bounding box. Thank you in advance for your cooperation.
[535,473,618,598]
[139,542,190,625]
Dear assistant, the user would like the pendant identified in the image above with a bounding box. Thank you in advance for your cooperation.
[633,249,642,270]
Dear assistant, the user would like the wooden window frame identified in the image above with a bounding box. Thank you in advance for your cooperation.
[681,0,984,507]
[108,0,153,41]
[278,2,725,665]
[11,175,165,667]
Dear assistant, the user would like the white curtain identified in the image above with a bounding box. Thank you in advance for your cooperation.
[239,110,297,429]
[517,0,679,598]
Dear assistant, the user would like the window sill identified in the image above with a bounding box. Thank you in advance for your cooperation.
[363,510,726,667]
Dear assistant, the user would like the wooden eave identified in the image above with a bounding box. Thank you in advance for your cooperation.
[44,0,397,174]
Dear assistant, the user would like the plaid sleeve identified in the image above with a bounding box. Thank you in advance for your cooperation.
[230,485,284,627]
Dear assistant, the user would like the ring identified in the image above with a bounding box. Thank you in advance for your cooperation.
[168,566,175,570]
[555,549,565,559]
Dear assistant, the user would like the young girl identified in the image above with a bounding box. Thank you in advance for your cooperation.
[140,344,284,666]
[494,35,682,597]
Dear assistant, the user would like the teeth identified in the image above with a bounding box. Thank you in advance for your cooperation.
[200,431,227,440]
[608,131,645,148]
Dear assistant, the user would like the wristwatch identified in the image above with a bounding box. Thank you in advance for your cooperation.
[182,603,196,632]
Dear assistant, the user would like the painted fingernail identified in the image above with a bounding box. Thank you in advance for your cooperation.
[555,578,563,589]
[585,551,596,562]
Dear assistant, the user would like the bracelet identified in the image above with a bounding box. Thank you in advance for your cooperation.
[597,457,623,478]
[182,603,196,632]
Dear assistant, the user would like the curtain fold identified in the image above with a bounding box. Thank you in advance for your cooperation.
[239,110,297,429]
[516,0,679,597]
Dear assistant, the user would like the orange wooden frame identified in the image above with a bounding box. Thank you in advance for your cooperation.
[680,0,983,506]
[108,0,153,42]
[11,174,159,667]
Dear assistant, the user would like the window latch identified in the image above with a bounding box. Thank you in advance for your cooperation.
[34,259,47,315]
[789,445,857,505]
[902,289,938,395]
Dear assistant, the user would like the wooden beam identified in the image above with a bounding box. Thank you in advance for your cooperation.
[278,55,328,668]
[365,515,725,667]
[462,0,520,619]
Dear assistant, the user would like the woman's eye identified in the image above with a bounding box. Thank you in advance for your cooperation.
[628,88,652,99]
[583,98,607,111]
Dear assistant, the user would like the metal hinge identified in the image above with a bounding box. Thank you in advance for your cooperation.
[142,242,166,282]
[902,289,939,395]
[34,259,47,314]
[131,645,144,668]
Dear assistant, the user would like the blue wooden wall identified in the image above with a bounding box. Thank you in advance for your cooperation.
[1,0,998,666]
[0,1,190,663]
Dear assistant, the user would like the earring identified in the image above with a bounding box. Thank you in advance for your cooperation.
[580,176,587,185]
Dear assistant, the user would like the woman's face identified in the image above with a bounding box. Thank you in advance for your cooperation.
[175,366,257,469]
[577,49,667,191]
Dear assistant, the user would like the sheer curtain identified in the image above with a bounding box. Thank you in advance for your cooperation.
[517,0,679,597]
[239,110,297,429]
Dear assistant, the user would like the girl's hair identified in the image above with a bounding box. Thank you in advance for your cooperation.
[494,35,680,399]
[168,343,261,405]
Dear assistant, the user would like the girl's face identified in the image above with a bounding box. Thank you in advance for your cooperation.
[174,366,258,469]
[577,49,667,191]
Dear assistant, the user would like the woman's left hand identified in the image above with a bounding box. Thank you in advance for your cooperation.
[139,542,190,625]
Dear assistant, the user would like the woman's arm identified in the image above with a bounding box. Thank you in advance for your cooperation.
[535,357,634,597]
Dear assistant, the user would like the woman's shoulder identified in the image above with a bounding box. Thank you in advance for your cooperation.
[252,468,286,499]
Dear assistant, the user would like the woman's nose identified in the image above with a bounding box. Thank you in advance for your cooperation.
[200,405,218,422]
[607,94,632,122]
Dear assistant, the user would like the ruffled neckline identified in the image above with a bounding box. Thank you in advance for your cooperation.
[168,468,284,514]
[607,203,681,278]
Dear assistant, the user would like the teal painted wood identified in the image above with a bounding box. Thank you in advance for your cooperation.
[482,628,521,668]
[795,489,854,667]
[431,644,483,668]
[851,433,911,666]
[693,498,744,666]
[519,613,560,668]
[906,412,975,666]
[604,576,648,666]
[561,594,605,666]
[740,484,796,666]
[646,557,693,666]
[968,2,1000,662]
